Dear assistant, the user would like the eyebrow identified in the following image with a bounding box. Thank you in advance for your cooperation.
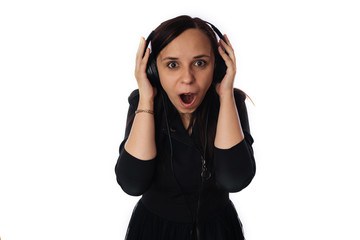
[161,54,211,62]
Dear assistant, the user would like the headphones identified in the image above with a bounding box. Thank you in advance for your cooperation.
[142,20,224,230]
[144,22,228,87]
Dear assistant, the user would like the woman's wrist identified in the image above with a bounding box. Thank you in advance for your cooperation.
[218,89,234,103]
[138,97,154,111]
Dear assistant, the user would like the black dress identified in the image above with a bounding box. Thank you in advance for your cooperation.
[115,89,256,240]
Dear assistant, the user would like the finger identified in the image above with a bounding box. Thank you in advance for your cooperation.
[135,47,150,81]
[136,38,151,76]
[223,34,233,48]
[219,39,236,63]
[218,45,236,74]
[139,47,151,72]
[219,38,233,55]
[136,37,145,56]
[218,43,235,64]
[135,37,146,65]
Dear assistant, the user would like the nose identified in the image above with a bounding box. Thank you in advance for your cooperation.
[181,66,194,84]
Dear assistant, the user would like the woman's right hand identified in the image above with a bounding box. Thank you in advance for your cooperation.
[135,37,157,103]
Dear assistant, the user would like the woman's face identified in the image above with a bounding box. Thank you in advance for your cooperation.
[157,28,215,115]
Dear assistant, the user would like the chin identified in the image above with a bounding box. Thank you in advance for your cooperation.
[174,102,198,114]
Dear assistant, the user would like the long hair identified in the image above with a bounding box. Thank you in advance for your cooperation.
[150,15,221,166]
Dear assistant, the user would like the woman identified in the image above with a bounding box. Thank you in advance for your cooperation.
[115,15,256,240]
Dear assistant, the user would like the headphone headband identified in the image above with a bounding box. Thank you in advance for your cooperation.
[143,31,155,57]
[144,21,227,87]
[205,22,226,42]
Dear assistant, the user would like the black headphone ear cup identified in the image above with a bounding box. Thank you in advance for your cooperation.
[213,52,227,84]
[204,22,228,83]
[146,53,159,87]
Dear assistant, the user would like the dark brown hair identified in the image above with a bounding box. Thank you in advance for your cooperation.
[150,15,222,167]
[150,15,219,64]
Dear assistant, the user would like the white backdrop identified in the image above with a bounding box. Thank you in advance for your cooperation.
[1,0,359,239]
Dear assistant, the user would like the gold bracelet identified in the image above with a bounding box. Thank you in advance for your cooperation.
[135,109,154,115]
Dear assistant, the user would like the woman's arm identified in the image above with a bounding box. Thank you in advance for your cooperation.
[124,37,157,160]
[115,38,157,196]
[124,98,156,160]
[214,91,244,148]
[213,35,256,192]
[214,90,256,192]
[115,91,156,196]
[214,35,244,148]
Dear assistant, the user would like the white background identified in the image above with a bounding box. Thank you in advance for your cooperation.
[1,0,359,239]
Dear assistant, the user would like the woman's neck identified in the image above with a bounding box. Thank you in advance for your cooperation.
[179,112,193,135]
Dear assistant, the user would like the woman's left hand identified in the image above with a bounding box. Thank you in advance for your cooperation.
[216,34,236,99]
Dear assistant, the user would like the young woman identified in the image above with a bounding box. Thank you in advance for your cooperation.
[115,15,256,240]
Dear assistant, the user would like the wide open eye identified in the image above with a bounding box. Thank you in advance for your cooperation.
[167,61,179,69]
[194,60,207,67]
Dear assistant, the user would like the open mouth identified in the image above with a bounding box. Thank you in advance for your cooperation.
[179,93,196,106]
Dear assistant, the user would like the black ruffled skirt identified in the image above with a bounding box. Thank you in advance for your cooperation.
[124,200,245,240]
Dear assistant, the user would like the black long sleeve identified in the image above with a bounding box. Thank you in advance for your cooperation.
[214,89,256,192]
[115,89,255,196]
[115,90,156,196]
